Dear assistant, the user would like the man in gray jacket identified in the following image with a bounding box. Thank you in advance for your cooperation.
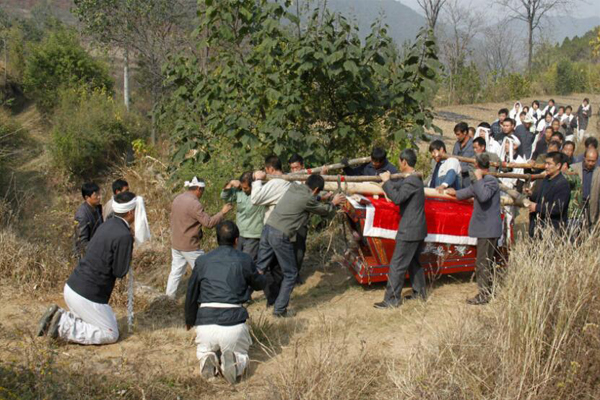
[447,153,502,305]
[374,149,428,309]
[73,182,104,259]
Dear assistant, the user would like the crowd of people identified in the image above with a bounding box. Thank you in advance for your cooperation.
[35,97,595,385]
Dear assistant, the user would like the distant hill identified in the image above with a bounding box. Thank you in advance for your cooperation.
[544,15,600,43]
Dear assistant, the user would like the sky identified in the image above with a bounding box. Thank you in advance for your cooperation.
[397,0,600,19]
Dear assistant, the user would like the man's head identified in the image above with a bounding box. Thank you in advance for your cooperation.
[519,111,527,123]
[566,105,572,115]
[532,100,540,110]
[545,151,564,178]
[399,148,417,172]
[473,137,486,154]
[429,140,446,163]
[81,182,101,207]
[523,115,535,127]
[239,171,253,195]
[475,152,490,171]
[557,106,565,116]
[551,131,564,145]
[264,155,283,175]
[288,153,304,173]
[216,220,240,247]
[306,174,325,195]
[562,141,575,159]
[583,97,589,106]
[584,136,599,150]
[186,176,205,198]
[544,126,554,142]
[547,140,561,153]
[551,119,561,132]
[371,147,387,170]
[502,118,515,134]
[468,127,476,138]
[112,179,129,196]
[584,147,599,171]
[498,108,509,122]
[454,122,469,144]
[548,99,555,107]
[113,191,136,224]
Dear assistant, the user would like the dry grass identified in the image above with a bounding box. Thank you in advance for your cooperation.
[388,228,600,399]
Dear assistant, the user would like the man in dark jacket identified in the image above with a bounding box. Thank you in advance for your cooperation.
[343,147,398,176]
[37,191,137,344]
[528,152,571,236]
[491,108,509,142]
[453,122,475,188]
[374,149,428,309]
[256,175,345,317]
[185,221,265,384]
[73,182,104,259]
[447,153,502,305]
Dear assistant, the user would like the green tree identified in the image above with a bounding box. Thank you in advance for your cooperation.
[22,28,113,113]
[162,0,441,168]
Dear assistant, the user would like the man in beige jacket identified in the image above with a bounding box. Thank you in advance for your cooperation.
[166,177,233,299]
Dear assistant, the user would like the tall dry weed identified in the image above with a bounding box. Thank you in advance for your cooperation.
[389,228,600,399]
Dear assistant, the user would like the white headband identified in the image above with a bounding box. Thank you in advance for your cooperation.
[113,197,138,213]
[184,176,205,188]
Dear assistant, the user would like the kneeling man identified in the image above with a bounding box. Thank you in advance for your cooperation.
[185,221,265,384]
[37,191,139,344]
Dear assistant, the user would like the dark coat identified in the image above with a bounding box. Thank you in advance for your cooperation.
[185,245,265,327]
[67,217,133,304]
[382,174,427,242]
[514,125,535,159]
[344,159,398,176]
[456,175,502,239]
[530,173,571,232]
[73,202,104,259]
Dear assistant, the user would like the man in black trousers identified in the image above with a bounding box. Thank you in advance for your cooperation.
[374,148,427,309]
[446,153,502,305]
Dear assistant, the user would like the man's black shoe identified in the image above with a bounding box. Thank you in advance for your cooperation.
[37,305,59,337]
[273,309,295,318]
[466,294,489,305]
[373,301,399,309]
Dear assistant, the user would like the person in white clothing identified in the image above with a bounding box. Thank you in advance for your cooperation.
[536,111,553,134]
[509,101,522,123]
[37,192,151,344]
[498,137,525,246]
[527,100,543,125]
[541,99,556,116]
[475,124,502,157]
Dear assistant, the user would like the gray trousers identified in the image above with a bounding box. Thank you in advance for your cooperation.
[256,225,297,314]
[476,238,498,297]
[238,237,260,262]
[384,240,426,306]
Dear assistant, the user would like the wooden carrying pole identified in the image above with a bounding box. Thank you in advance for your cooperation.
[291,156,371,175]
[267,172,422,182]
[442,154,544,170]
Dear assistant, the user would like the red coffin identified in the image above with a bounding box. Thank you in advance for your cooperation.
[341,195,506,285]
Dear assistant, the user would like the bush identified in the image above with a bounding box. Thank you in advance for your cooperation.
[50,87,145,180]
[23,28,113,113]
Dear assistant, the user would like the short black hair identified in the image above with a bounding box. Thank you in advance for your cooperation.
[503,118,515,126]
[546,151,563,166]
[473,137,486,148]
[549,98,555,104]
[429,140,446,153]
[306,174,325,192]
[113,191,136,217]
[265,155,283,171]
[563,140,575,149]
[454,122,468,134]
[584,98,590,103]
[548,140,562,150]
[371,147,387,163]
[239,171,253,185]
[584,137,599,149]
[519,111,526,116]
[475,153,490,169]
[566,105,572,111]
[477,122,491,129]
[551,132,564,143]
[400,149,417,167]
[81,182,100,199]
[112,179,129,195]
[544,112,553,119]
[499,108,509,116]
[558,106,565,112]
[216,220,240,246]
[288,153,304,166]
[533,100,540,107]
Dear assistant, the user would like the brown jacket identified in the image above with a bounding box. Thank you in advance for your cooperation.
[572,162,600,225]
[170,191,223,251]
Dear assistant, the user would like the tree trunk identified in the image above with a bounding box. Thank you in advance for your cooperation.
[527,19,533,74]
[123,48,130,112]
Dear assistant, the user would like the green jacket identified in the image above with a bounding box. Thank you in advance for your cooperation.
[266,184,336,241]
[220,188,265,239]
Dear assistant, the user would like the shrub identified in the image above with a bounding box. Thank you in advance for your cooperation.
[50,87,145,180]
[23,28,113,113]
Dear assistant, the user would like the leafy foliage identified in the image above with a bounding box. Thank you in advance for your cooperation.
[162,0,441,168]
[50,87,144,180]
[22,28,113,113]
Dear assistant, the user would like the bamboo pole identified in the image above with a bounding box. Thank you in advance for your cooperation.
[267,172,422,182]
[291,156,371,175]
[442,153,543,170]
